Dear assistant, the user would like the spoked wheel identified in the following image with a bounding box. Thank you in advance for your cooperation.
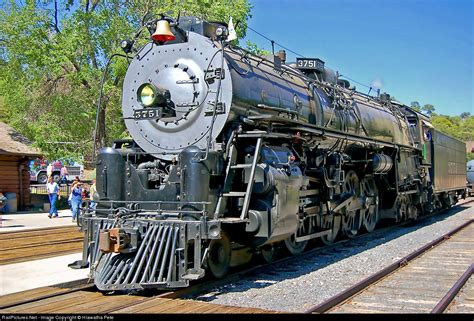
[361,176,379,233]
[321,214,340,245]
[397,195,409,222]
[408,204,419,220]
[284,218,309,255]
[207,231,231,278]
[259,243,280,263]
[341,171,362,238]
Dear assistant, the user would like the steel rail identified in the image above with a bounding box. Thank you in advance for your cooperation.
[0,280,94,310]
[430,263,474,314]
[2,199,472,311]
[154,200,474,301]
[304,218,474,314]
[0,225,80,236]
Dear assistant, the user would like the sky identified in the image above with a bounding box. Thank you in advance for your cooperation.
[242,0,473,116]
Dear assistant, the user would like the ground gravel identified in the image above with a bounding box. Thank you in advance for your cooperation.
[189,200,474,312]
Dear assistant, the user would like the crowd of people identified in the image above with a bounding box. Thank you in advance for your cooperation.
[46,176,96,222]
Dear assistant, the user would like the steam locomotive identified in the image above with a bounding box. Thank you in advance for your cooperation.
[74,15,467,291]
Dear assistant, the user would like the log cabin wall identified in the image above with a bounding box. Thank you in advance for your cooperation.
[0,154,31,210]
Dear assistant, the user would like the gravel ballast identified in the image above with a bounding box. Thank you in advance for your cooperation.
[190,201,474,312]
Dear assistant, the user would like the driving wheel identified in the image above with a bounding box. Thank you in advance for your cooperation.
[341,171,362,238]
[321,214,340,245]
[284,218,310,255]
[361,176,379,233]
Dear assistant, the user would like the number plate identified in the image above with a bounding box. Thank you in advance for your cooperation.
[133,108,162,120]
[296,58,324,72]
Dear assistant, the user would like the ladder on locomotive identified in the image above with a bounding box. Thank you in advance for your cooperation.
[214,137,263,220]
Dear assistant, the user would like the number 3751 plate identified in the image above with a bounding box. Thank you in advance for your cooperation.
[296,58,324,72]
[133,108,162,120]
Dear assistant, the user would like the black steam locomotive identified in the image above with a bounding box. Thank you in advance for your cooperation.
[75,16,467,291]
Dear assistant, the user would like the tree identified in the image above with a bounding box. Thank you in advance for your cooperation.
[245,40,271,56]
[421,104,435,117]
[410,101,421,112]
[0,0,252,164]
[460,112,471,120]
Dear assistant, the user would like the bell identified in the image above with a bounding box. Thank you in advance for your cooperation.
[151,19,175,42]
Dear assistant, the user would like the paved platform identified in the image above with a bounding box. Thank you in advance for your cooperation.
[0,252,89,296]
[0,210,88,296]
[0,210,76,232]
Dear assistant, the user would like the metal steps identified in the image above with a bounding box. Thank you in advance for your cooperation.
[215,136,263,220]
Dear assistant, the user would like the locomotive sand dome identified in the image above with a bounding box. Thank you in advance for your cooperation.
[73,15,467,291]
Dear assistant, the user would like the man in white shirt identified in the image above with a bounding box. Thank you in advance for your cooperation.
[46,176,60,218]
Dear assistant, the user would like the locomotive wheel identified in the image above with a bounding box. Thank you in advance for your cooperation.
[259,243,280,263]
[342,210,361,239]
[397,195,409,222]
[341,171,362,239]
[321,214,340,245]
[361,177,379,233]
[284,220,309,255]
[207,231,231,279]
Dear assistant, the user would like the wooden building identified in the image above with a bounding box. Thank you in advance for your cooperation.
[0,122,41,210]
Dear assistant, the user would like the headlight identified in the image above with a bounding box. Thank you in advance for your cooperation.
[137,83,158,107]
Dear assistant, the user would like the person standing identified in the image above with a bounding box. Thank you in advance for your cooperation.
[60,165,68,185]
[46,176,60,218]
[89,179,97,209]
[70,181,83,222]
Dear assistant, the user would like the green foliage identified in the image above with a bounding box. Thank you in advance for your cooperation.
[245,40,270,56]
[408,99,472,161]
[429,109,474,161]
[421,104,435,117]
[410,101,421,112]
[430,113,474,142]
[460,112,471,120]
[0,0,251,165]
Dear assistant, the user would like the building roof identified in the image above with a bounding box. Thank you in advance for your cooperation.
[0,122,42,157]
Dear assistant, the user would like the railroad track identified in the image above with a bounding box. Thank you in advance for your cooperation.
[304,218,474,314]
[0,226,83,265]
[1,200,471,313]
[0,279,276,313]
[179,198,474,299]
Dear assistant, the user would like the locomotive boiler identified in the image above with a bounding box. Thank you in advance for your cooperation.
[73,15,467,291]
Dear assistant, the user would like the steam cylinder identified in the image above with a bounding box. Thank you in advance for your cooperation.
[179,146,221,213]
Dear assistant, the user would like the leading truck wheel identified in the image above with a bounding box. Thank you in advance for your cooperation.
[284,221,309,255]
[259,243,280,263]
[207,231,231,278]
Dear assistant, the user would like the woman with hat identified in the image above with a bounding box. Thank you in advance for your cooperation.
[70,180,83,222]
